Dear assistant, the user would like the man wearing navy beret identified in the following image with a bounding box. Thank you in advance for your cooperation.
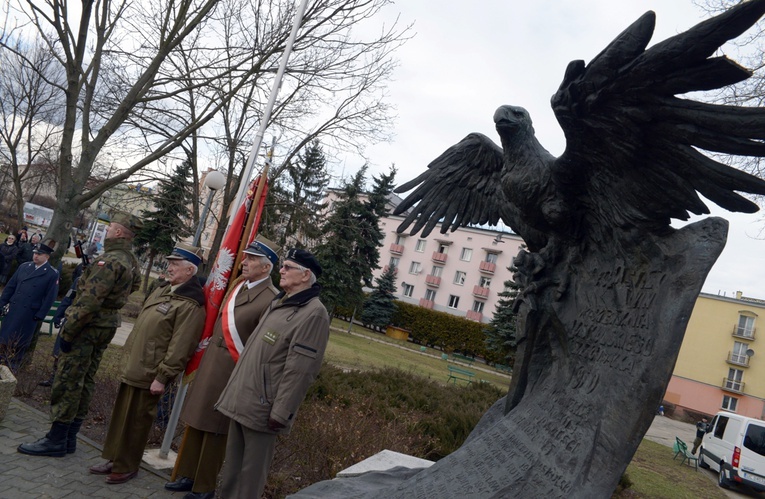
[215,247,330,498]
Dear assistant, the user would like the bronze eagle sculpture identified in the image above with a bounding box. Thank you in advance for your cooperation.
[394,2,765,253]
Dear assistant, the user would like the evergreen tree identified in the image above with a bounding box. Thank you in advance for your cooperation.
[314,168,367,315]
[134,158,194,292]
[484,270,521,365]
[361,263,398,330]
[357,167,396,287]
[260,140,329,250]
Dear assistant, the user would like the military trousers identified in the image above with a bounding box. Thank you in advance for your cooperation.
[175,425,227,493]
[218,420,277,499]
[50,325,116,423]
[102,383,160,473]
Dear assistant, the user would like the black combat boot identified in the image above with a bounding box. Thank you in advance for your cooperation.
[66,419,84,454]
[17,421,69,457]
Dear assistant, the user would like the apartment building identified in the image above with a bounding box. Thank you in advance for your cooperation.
[666,291,765,419]
[373,214,524,323]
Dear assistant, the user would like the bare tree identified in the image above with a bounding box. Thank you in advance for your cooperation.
[0,37,63,226]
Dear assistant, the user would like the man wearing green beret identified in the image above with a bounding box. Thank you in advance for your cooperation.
[18,211,143,458]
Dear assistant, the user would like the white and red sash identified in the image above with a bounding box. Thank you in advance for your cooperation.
[221,281,246,362]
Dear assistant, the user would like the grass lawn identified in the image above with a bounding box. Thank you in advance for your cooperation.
[619,439,727,498]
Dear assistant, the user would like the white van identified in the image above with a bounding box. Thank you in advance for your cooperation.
[699,411,765,491]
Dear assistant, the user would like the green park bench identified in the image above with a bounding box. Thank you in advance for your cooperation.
[447,365,475,385]
[672,437,698,471]
[41,301,61,336]
[451,353,475,366]
[494,363,513,374]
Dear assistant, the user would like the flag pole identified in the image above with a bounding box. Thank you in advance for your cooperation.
[229,0,310,220]
[157,0,309,462]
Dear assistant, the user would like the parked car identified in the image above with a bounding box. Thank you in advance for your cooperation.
[699,410,765,491]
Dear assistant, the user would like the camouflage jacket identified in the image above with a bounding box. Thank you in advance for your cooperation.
[61,237,140,341]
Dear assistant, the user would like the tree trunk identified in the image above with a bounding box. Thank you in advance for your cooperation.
[142,249,157,293]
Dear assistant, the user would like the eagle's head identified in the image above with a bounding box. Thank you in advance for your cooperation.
[494,105,534,146]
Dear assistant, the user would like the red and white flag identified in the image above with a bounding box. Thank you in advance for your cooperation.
[184,177,268,379]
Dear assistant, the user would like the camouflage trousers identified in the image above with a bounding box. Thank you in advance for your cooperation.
[50,326,117,423]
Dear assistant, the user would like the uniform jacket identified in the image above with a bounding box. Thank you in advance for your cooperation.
[0,261,59,345]
[121,278,206,388]
[61,238,141,343]
[215,283,329,433]
[181,276,277,434]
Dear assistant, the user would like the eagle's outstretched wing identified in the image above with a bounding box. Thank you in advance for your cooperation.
[552,0,765,238]
[393,133,510,237]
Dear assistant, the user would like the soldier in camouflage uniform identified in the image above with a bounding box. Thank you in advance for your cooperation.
[17,211,143,458]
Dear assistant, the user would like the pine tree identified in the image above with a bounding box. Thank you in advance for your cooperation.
[484,270,521,366]
[314,168,367,315]
[361,263,398,330]
[134,158,194,292]
[260,140,329,249]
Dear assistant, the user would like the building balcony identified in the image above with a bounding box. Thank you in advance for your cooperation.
[722,378,745,394]
[479,261,496,274]
[425,275,441,287]
[419,298,435,309]
[382,265,398,275]
[432,252,448,264]
[732,325,756,340]
[727,352,750,367]
[472,285,490,299]
[466,310,483,322]
[389,243,404,255]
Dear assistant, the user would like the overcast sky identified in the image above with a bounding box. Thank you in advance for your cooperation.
[341,0,765,299]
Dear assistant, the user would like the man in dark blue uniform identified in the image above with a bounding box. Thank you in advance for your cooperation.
[0,242,59,372]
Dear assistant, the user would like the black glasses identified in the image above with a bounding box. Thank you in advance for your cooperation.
[281,263,306,272]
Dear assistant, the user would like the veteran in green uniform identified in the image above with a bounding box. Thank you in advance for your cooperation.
[89,243,206,485]
[17,211,142,458]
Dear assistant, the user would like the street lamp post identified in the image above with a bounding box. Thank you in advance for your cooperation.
[192,170,226,246]
[158,169,226,459]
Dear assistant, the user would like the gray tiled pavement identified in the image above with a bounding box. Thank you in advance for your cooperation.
[0,398,178,499]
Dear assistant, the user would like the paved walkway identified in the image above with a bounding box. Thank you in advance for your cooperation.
[0,399,176,498]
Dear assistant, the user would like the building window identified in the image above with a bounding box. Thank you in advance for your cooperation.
[460,247,472,261]
[395,234,406,245]
[415,239,426,252]
[737,315,755,338]
[448,295,460,309]
[425,289,436,301]
[389,257,399,268]
[479,276,492,288]
[732,341,749,364]
[402,283,414,297]
[454,271,466,285]
[486,253,498,264]
[725,368,744,391]
[472,300,484,313]
[437,243,449,254]
[722,395,738,412]
[431,266,443,277]
[409,261,422,274]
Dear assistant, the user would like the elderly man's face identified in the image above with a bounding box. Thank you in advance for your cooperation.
[241,254,270,282]
[279,259,310,293]
[30,234,40,244]
[166,259,194,285]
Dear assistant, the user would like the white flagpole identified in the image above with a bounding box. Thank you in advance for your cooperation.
[229,0,310,220]
[155,0,310,462]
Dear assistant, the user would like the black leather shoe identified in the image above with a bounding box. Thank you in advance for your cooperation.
[165,476,194,492]
[183,492,214,499]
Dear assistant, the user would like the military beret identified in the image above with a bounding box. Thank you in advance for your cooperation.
[110,211,144,233]
[284,248,322,278]
[166,242,204,267]
[242,235,279,268]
